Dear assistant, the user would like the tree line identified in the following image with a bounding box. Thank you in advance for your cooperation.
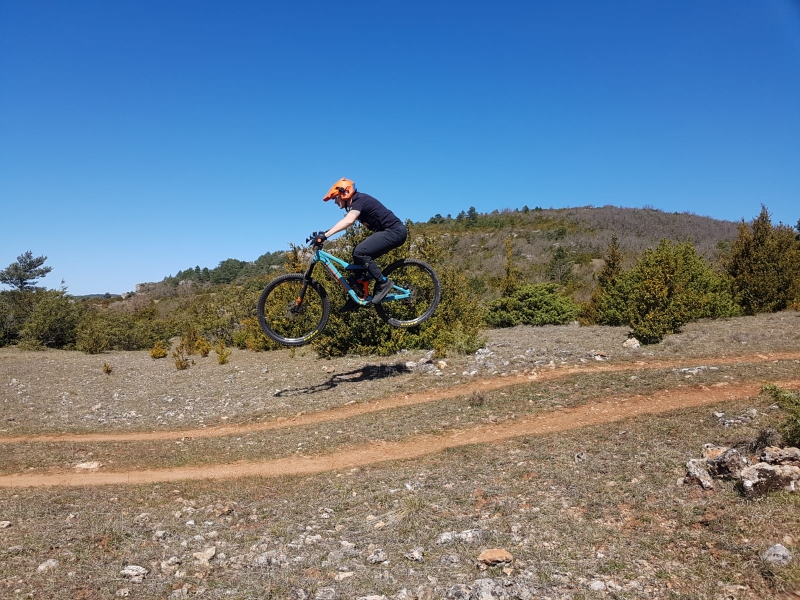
[164,250,286,286]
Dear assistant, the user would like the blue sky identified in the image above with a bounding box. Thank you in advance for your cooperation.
[1,1,799,295]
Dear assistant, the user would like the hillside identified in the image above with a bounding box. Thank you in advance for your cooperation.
[153,205,740,302]
[413,205,739,301]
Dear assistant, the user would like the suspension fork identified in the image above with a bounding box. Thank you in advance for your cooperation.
[293,259,318,309]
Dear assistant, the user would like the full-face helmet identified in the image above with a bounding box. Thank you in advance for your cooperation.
[323,178,356,203]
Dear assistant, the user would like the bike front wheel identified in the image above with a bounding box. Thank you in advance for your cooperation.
[257,274,330,346]
[374,258,441,328]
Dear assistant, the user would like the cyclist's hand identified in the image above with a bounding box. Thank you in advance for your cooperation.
[308,231,327,246]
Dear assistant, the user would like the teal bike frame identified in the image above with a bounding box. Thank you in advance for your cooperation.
[305,247,411,307]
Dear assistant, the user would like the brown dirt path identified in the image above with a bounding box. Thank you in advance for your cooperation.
[2,377,797,489]
[2,351,798,446]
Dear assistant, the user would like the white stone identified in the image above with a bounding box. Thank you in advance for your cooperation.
[75,461,101,470]
[404,548,424,562]
[740,463,800,496]
[437,528,488,544]
[436,532,455,544]
[762,544,793,566]
[192,546,217,563]
[37,559,59,572]
[120,565,148,583]
[761,446,800,466]
[686,458,714,490]
[457,528,488,543]
[588,580,606,591]
[367,549,387,564]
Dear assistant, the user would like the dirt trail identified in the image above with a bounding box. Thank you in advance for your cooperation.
[2,351,798,446]
[2,375,798,489]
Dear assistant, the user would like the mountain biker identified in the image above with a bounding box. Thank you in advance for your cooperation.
[317,178,407,312]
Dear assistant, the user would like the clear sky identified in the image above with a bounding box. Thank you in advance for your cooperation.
[1,1,799,295]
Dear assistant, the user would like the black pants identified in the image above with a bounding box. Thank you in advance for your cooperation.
[352,223,407,280]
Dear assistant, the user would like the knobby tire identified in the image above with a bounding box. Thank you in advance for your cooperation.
[374,258,441,327]
[257,274,330,346]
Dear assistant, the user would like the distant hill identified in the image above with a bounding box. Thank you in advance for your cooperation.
[410,205,740,301]
[141,205,741,303]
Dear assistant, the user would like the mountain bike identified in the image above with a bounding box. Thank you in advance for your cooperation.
[257,234,441,346]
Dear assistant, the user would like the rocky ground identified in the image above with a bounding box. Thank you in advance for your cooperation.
[3,311,798,437]
[1,312,799,599]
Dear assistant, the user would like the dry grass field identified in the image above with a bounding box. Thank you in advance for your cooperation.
[1,312,799,599]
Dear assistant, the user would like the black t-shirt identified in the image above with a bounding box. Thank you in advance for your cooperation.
[349,192,402,232]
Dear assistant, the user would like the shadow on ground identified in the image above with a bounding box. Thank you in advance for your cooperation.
[274,362,411,397]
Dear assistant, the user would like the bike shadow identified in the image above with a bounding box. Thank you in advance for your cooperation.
[274,362,412,397]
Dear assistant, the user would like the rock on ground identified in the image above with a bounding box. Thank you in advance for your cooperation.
[762,544,793,566]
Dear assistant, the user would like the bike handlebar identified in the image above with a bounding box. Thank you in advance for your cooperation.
[307,231,327,247]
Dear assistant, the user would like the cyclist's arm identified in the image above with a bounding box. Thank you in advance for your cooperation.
[325,209,360,239]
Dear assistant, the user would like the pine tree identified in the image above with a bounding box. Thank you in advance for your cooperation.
[586,234,626,325]
[726,205,800,314]
[0,251,52,291]
[597,233,623,289]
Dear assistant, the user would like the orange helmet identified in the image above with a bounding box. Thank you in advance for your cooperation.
[323,178,356,202]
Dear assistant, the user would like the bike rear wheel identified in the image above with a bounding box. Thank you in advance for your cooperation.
[374,258,441,327]
[257,274,330,346]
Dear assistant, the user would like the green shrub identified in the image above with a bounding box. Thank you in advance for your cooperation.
[150,341,168,359]
[215,340,232,365]
[180,326,199,356]
[726,205,800,315]
[592,239,739,344]
[195,336,212,357]
[0,293,16,346]
[16,337,45,351]
[172,343,191,370]
[484,283,580,328]
[19,289,83,348]
[500,237,521,296]
[76,314,110,354]
[0,293,37,347]
[176,284,261,346]
[232,317,276,351]
[583,234,625,325]
[762,384,800,447]
[429,266,485,357]
[625,240,739,343]
[483,296,521,328]
[75,306,174,351]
